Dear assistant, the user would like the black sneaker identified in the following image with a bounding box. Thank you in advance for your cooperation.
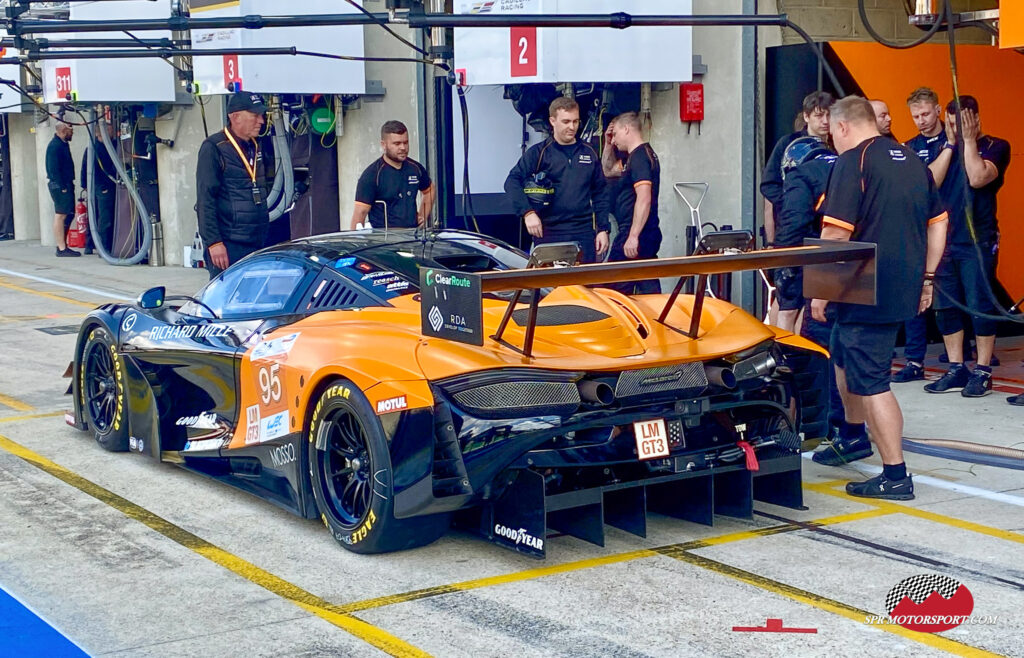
[961,370,993,398]
[891,362,925,383]
[55,247,81,257]
[991,355,1001,367]
[846,473,914,500]
[812,435,873,466]
[1008,393,1024,406]
[923,364,969,393]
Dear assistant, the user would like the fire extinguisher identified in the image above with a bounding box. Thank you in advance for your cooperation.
[67,197,89,249]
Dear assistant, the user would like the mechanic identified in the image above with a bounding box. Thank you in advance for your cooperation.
[924,96,1010,398]
[600,111,661,293]
[196,92,271,278]
[46,120,79,258]
[80,122,118,256]
[772,135,834,333]
[810,96,947,499]
[505,97,609,264]
[349,120,434,231]
[870,99,894,139]
[761,91,834,247]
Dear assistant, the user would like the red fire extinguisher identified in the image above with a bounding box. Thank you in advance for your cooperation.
[67,197,89,249]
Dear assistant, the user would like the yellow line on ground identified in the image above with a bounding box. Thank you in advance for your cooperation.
[0,411,64,424]
[657,549,1002,658]
[337,508,895,615]
[0,433,429,658]
[805,482,1024,545]
[0,278,97,308]
[0,392,33,412]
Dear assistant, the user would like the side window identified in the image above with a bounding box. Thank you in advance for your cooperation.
[187,259,308,319]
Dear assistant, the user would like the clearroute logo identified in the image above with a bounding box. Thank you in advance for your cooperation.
[864,574,995,632]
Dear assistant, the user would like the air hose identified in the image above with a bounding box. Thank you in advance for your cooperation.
[268,107,294,222]
[903,438,1024,471]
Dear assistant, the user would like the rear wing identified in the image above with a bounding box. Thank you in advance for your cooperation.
[419,240,876,357]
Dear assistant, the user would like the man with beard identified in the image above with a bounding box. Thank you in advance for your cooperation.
[350,120,434,231]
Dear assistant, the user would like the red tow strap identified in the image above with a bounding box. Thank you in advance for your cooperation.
[736,440,759,471]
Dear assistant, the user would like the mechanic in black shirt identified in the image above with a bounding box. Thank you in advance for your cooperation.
[46,121,79,257]
[891,87,953,382]
[761,91,834,246]
[350,120,434,231]
[810,96,947,499]
[81,122,118,256]
[870,99,895,140]
[925,96,1011,398]
[601,111,661,293]
[196,92,270,278]
[505,97,609,264]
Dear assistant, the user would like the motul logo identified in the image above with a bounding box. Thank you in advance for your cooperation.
[376,396,408,414]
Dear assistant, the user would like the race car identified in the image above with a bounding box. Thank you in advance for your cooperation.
[67,229,863,557]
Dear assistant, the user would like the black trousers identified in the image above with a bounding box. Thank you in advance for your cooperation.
[204,239,261,279]
[88,187,116,252]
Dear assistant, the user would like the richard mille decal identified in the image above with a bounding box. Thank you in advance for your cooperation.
[148,324,231,341]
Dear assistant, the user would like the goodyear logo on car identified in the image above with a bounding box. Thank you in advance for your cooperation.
[419,267,483,347]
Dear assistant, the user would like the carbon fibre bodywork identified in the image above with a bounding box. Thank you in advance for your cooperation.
[68,229,832,557]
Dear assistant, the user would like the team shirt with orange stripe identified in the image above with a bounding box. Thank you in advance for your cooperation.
[819,136,947,324]
[611,143,661,239]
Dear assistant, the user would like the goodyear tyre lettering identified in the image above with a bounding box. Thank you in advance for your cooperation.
[339,510,377,545]
[110,344,124,431]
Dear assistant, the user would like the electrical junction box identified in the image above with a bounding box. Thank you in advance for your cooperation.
[191,0,366,95]
[454,0,693,86]
[41,0,176,104]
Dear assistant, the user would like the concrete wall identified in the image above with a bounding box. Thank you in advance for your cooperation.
[9,112,40,241]
[155,99,224,266]
[780,0,998,46]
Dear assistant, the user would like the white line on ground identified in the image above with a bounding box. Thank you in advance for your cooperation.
[0,268,130,301]
[802,453,1024,508]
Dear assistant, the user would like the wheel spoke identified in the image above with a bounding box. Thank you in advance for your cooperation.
[329,466,353,478]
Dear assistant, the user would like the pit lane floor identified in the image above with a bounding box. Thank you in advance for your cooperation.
[1,240,1022,658]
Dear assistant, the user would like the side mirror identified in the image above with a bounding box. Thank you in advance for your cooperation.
[137,286,165,310]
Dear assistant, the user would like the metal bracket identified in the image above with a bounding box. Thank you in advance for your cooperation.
[909,9,999,37]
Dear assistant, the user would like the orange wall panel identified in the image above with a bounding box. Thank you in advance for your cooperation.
[1001,0,1024,50]
[829,42,1024,302]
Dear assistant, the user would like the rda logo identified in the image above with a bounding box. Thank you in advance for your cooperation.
[883,574,974,632]
[428,305,444,332]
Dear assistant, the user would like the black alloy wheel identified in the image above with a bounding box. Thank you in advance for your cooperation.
[81,326,130,451]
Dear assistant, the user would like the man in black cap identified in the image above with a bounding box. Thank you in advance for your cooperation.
[196,92,270,278]
[46,121,80,257]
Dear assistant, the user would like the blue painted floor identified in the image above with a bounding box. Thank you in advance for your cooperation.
[0,587,88,657]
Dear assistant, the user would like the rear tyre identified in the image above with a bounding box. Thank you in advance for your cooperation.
[81,326,130,452]
[307,379,450,554]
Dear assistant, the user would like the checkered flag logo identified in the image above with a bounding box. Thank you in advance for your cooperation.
[886,574,962,615]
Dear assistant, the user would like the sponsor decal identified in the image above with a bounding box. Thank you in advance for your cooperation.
[470,1,494,13]
[121,313,137,332]
[250,333,299,361]
[578,154,592,164]
[182,438,223,452]
[889,149,907,162]
[261,410,289,442]
[129,436,144,452]
[386,280,410,292]
[175,411,219,429]
[408,175,419,185]
[375,395,408,414]
[244,404,261,444]
[862,574,995,633]
[269,443,296,467]
[640,371,683,386]
[148,324,231,342]
[493,523,544,551]
[428,305,444,332]
[425,270,471,288]
[334,257,356,268]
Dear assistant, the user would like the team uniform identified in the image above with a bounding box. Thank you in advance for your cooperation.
[606,143,662,294]
[505,138,609,264]
[355,157,432,229]
[820,136,947,397]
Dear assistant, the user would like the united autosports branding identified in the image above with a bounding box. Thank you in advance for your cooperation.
[250,332,299,361]
[375,395,408,415]
[493,523,544,551]
[260,410,290,442]
[865,574,996,632]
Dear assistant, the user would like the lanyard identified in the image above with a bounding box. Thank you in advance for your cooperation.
[223,128,257,184]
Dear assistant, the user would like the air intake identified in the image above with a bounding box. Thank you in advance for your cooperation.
[309,279,359,310]
[512,305,610,327]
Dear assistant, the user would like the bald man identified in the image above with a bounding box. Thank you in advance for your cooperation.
[870,99,893,139]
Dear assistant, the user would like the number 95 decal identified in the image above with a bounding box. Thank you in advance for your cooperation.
[259,363,282,404]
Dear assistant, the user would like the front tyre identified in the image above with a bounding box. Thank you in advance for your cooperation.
[307,380,449,554]
[81,326,130,452]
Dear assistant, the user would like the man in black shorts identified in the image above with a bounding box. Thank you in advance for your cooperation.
[46,121,80,257]
[350,120,434,230]
[924,96,1010,398]
[810,96,948,500]
[601,111,661,293]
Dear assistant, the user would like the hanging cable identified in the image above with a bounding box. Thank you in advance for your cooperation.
[341,0,431,57]
[857,0,943,49]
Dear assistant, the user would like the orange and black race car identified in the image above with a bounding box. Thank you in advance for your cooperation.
[67,229,870,558]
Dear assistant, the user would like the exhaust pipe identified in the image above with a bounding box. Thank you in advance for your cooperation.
[578,380,615,405]
[705,366,737,390]
[732,352,777,381]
